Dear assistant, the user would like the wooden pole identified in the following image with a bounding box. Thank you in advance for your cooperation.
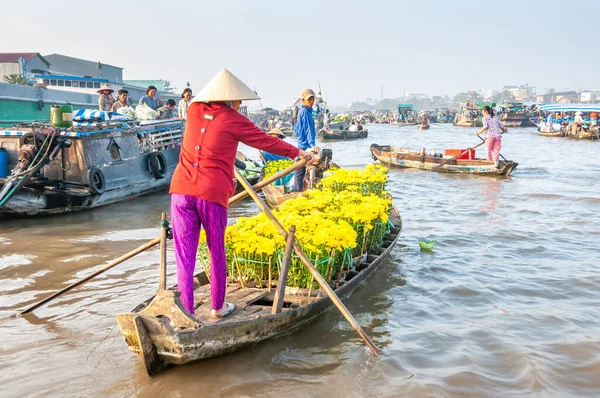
[159,212,167,290]
[228,158,308,206]
[234,168,382,356]
[272,225,295,314]
[20,237,161,315]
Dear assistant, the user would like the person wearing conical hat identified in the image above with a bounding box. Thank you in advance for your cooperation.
[97,83,115,111]
[169,69,314,318]
[260,128,291,163]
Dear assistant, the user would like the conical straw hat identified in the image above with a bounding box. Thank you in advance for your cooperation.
[191,69,260,103]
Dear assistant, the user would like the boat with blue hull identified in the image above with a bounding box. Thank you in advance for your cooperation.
[0,119,183,216]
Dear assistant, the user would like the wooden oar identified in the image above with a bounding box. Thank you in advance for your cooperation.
[20,237,161,315]
[20,158,308,315]
[229,158,308,205]
[233,168,382,356]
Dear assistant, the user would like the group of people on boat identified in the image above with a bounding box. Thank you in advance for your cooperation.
[96,84,194,120]
[169,69,318,317]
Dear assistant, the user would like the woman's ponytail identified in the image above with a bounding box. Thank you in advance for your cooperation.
[483,105,494,118]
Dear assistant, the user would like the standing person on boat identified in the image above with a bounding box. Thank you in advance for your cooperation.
[294,89,317,192]
[111,89,129,112]
[178,88,192,120]
[97,84,115,111]
[170,69,314,318]
[323,109,330,129]
[139,85,164,110]
[475,105,507,168]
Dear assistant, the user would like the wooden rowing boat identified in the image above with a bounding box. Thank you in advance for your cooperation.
[261,183,300,208]
[538,130,564,137]
[116,209,402,375]
[417,124,430,130]
[370,144,518,176]
[319,128,368,141]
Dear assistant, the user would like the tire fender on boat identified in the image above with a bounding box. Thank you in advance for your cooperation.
[87,166,106,195]
[148,151,167,179]
[342,131,348,140]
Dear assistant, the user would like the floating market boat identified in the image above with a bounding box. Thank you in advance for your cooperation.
[537,104,600,140]
[262,184,300,208]
[417,123,430,130]
[497,102,528,127]
[370,144,518,176]
[319,128,368,141]
[453,105,483,127]
[261,149,334,208]
[0,116,183,216]
[116,164,399,375]
[396,104,417,125]
[115,208,400,375]
[234,152,262,194]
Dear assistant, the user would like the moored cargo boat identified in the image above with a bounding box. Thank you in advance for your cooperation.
[0,119,183,216]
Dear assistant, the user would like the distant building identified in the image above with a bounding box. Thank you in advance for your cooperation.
[580,90,600,103]
[501,85,536,101]
[44,54,123,83]
[0,52,50,81]
[536,91,579,104]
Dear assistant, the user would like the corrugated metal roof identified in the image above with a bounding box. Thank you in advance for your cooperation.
[0,52,50,66]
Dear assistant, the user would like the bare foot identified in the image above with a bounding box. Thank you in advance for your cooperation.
[211,303,235,318]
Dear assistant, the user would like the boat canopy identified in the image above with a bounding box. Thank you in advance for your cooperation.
[476,102,496,108]
[397,104,413,110]
[539,104,600,112]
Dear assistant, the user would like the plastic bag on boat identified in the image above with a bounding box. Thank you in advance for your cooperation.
[135,104,157,120]
[116,106,136,119]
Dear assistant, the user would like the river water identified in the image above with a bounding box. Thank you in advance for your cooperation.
[1,123,599,397]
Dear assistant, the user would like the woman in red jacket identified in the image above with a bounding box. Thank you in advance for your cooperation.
[170,69,313,318]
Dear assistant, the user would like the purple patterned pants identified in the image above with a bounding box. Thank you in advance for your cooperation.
[170,194,228,314]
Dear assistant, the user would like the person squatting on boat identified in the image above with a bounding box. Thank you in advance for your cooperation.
[294,88,317,192]
[97,83,115,111]
[261,129,291,163]
[475,105,507,168]
[156,99,177,119]
[169,69,314,318]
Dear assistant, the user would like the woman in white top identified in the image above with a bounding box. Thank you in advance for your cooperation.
[178,88,193,120]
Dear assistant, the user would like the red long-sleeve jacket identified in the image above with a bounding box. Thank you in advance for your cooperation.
[170,102,300,208]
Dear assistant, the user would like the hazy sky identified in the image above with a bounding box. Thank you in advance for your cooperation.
[3,0,598,109]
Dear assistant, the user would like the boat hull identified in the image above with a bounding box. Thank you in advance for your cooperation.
[116,212,403,370]
[320,129,368,141]
[417,124,430,130]
[370,144,518,176]
[0,120,183,216]
[262,183,301,209]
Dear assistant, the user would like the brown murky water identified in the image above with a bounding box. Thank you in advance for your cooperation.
[1,124,599,397]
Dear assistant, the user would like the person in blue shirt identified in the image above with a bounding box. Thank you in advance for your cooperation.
[294,88,316,191]
[138,85,164,110]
